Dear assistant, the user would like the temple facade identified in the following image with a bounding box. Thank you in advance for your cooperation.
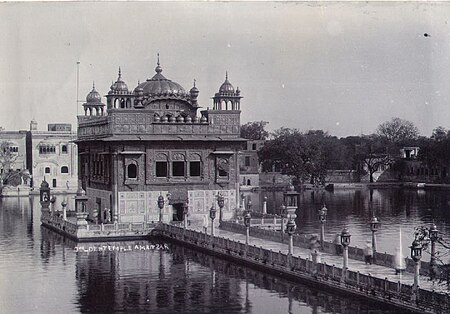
[77,58,245,225]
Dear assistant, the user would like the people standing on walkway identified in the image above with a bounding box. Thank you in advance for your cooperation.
[364,241,373,265]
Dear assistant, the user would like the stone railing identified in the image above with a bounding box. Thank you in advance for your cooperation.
[155,224,449,313]
[220,221,431,275]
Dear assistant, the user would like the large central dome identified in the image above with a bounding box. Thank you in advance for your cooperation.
[138,60,186,97]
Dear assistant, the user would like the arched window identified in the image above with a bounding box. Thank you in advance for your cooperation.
[61,145,67,153]
[61,166,69,174]
[45,167,51,174]
[127,164,137,179]
[120,99,125,108]
[247,179,251,186]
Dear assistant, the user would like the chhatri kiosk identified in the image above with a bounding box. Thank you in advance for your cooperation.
[76,57,245,226]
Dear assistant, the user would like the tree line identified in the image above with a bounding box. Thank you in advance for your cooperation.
[241,118,450,184]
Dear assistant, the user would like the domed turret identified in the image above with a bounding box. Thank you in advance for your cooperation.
[109,67,129,94]
[219,72,234,94]
[83,82,106,116]
[212,72,242,111]
[86,83,102,103]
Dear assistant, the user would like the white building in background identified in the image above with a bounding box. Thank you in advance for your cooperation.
[26,120,78,192]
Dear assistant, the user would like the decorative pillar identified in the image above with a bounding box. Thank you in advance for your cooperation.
[217,192,224,224]
[209,205,216,238]
[62,200,67,221]
[157,194,165,223]
[429,223,439,280]
[318,204,328,248]
[112,152,119,222]
[340,227,351,281]
[410,239,423,301]
[244,211,251,246]
[262,196,267,214]
[370,216,381,261]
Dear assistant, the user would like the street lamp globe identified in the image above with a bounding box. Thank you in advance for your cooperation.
[157,194,165,210]
[244,211,251,227]
[430,223,439,242]
[410,239,423,262]
[285,217,296,236]
[217,193,225,208]
[340,227,351,247]
[318,204,328,223]
[370,216,381,232]
[209,206,216,221]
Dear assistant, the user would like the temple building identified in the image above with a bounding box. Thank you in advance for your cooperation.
[77,58,245,225]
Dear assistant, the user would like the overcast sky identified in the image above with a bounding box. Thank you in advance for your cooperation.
[2,1,450,137]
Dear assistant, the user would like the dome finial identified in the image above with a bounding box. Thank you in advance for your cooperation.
[226,71,228,80]
[118,67,122,80]
[155,53,162,74]
[193,79,196,87]
[92,81,95,90]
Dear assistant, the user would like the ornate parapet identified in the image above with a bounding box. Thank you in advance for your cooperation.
[77,110,241,140]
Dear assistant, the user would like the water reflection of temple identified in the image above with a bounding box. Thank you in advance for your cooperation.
[73,242,243,312]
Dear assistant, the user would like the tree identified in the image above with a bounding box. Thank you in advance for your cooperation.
[431,126,448,142]
[240,121,269,140]
[0,141,29,188]
[376,117,419,147]
[258,128,336,185]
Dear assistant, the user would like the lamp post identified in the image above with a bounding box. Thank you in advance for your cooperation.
[429,223,439,280]
[50,196,56,216]
[262,196,267,214]
[370,216,381,261]
[182,202,189,229]
[410,239,423,298]
[318,204,328,248]
[157,194,165,223]
[209,205,216,237]
[340,227,351,277]
[280,205,286,242]
[217,193,224,224]
[61,200,67,221]
[244,211,251,246]
[286,217,296,256]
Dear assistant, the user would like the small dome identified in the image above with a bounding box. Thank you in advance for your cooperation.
[134,81,144,95]
[185,116,192,123]
[219,72,234,94]
[154,115,161,122]
[138,56,186,97]
[161,116,168,123]
[176,115,184,123]
[86,83,102,103]
[110,67,129,93]
[193,116,200,123]
[190,79,199,95]
[200,115,207,123]
[169,116,176,123]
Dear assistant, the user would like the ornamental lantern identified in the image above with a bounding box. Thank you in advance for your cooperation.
[209,206,216,220]
[75,186,88,213]
[39,179,51,207]
[410,239,423,262]
[430,223,439,243]
[217,193,225,209]
[370,216,381,232]
[247,199,252,211]
[340,227,351,247]
[285,217,296,236]
[157,194,165,210]
[318,204,328,223]
[244,211,251,227]
[283,185,299,208]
